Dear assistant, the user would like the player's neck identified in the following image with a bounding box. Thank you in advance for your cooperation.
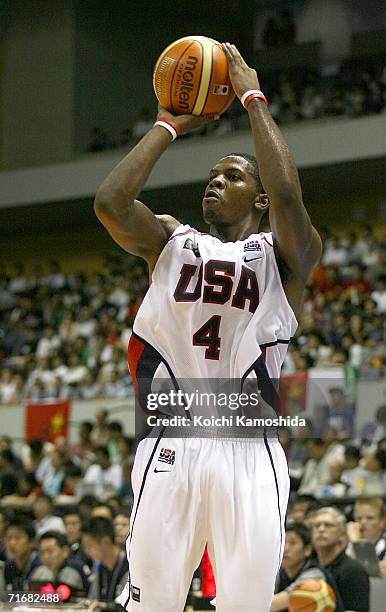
[210,217,261,242]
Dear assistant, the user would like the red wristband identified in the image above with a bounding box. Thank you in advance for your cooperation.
[241,89,268,109]
[156,116,182,136]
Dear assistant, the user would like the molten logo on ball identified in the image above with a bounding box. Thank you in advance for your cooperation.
[175,56,198,112]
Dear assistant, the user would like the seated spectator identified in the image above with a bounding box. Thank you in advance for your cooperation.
[312,507,369,612]
[371,276,386,314]
[287,495,318,524]
[32,494,65,536]
[42,450,66,497]
[0,368,19,403]
[62,354,88,386]
[62,463,83,496]
[298,438,344,498]
[91,502,115,521]
[113,511,131,550]
[359,448,386,496]
[107,421,124,462]
[35,327,61,359]
[21,438,45,474]
[29,531,88,593]
[1,471,42,507]
[272,523,343,611]
[321,236,348,267]
[83,446,123,499]
[62,507,90,567]
[78,495,99,520]
[4,517,41,591]
[78,371,102,400]
[325,387,355,438]
[69,421,95,469]
[347,498,386,562]
[82,517,129,604]
[91,409,110,446]
[0,449,18,497]
[341,445,365,495]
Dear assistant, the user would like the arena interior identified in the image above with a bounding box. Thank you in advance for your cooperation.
[0,0,385,610]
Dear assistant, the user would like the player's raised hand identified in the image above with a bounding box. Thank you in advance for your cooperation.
[221,43,261,100]
[156,104,219,135]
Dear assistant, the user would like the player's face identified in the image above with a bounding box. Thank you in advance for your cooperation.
[202,156,259,226]
[354,504,384,542]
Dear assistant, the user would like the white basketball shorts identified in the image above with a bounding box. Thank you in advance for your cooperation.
[116,431,289,612]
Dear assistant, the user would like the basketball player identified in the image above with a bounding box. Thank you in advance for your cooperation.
[94,43,321,612]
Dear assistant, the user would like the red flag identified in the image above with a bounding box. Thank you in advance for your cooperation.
[280,372,308,417]
[25,400,70,443]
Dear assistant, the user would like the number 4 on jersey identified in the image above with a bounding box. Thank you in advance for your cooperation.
[193,315,221,360]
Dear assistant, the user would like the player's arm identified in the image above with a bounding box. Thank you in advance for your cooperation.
[222,44,322,283]
[94,109,214,269]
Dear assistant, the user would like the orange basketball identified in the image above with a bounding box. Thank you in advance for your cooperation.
[153,35,235,116]
[288,579,336,612]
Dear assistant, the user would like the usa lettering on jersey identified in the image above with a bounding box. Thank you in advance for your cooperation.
[173,260,259,313]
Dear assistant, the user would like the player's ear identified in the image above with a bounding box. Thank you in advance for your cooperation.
[254,192,270,212]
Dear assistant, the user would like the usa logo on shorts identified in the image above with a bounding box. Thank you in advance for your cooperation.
[158,448,176,465]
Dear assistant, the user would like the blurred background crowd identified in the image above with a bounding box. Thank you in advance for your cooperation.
[1,225,384,405]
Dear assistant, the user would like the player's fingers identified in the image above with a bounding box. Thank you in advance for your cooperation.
[230,44,245,64]
[222,42,236,62]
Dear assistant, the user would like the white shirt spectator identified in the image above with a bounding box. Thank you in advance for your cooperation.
[0,377,17,404]
[35,515,66,537]
[371,287,386,314]
[109,284,130,307]
[83,463,122,497]
[63,364,88,385]
[36,331,61,358]
[298,441,344,497]
[322,243,348,266]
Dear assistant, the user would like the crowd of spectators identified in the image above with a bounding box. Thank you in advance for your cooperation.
[0,256,148,404]
[0,225,384,407]
[87,55,385,152]
[0,417,385,609]
[0,413,134,607]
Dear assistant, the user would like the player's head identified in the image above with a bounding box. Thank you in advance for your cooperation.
[202,153,268,228]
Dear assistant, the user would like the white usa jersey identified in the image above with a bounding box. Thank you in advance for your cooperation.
[129,225,297,412]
